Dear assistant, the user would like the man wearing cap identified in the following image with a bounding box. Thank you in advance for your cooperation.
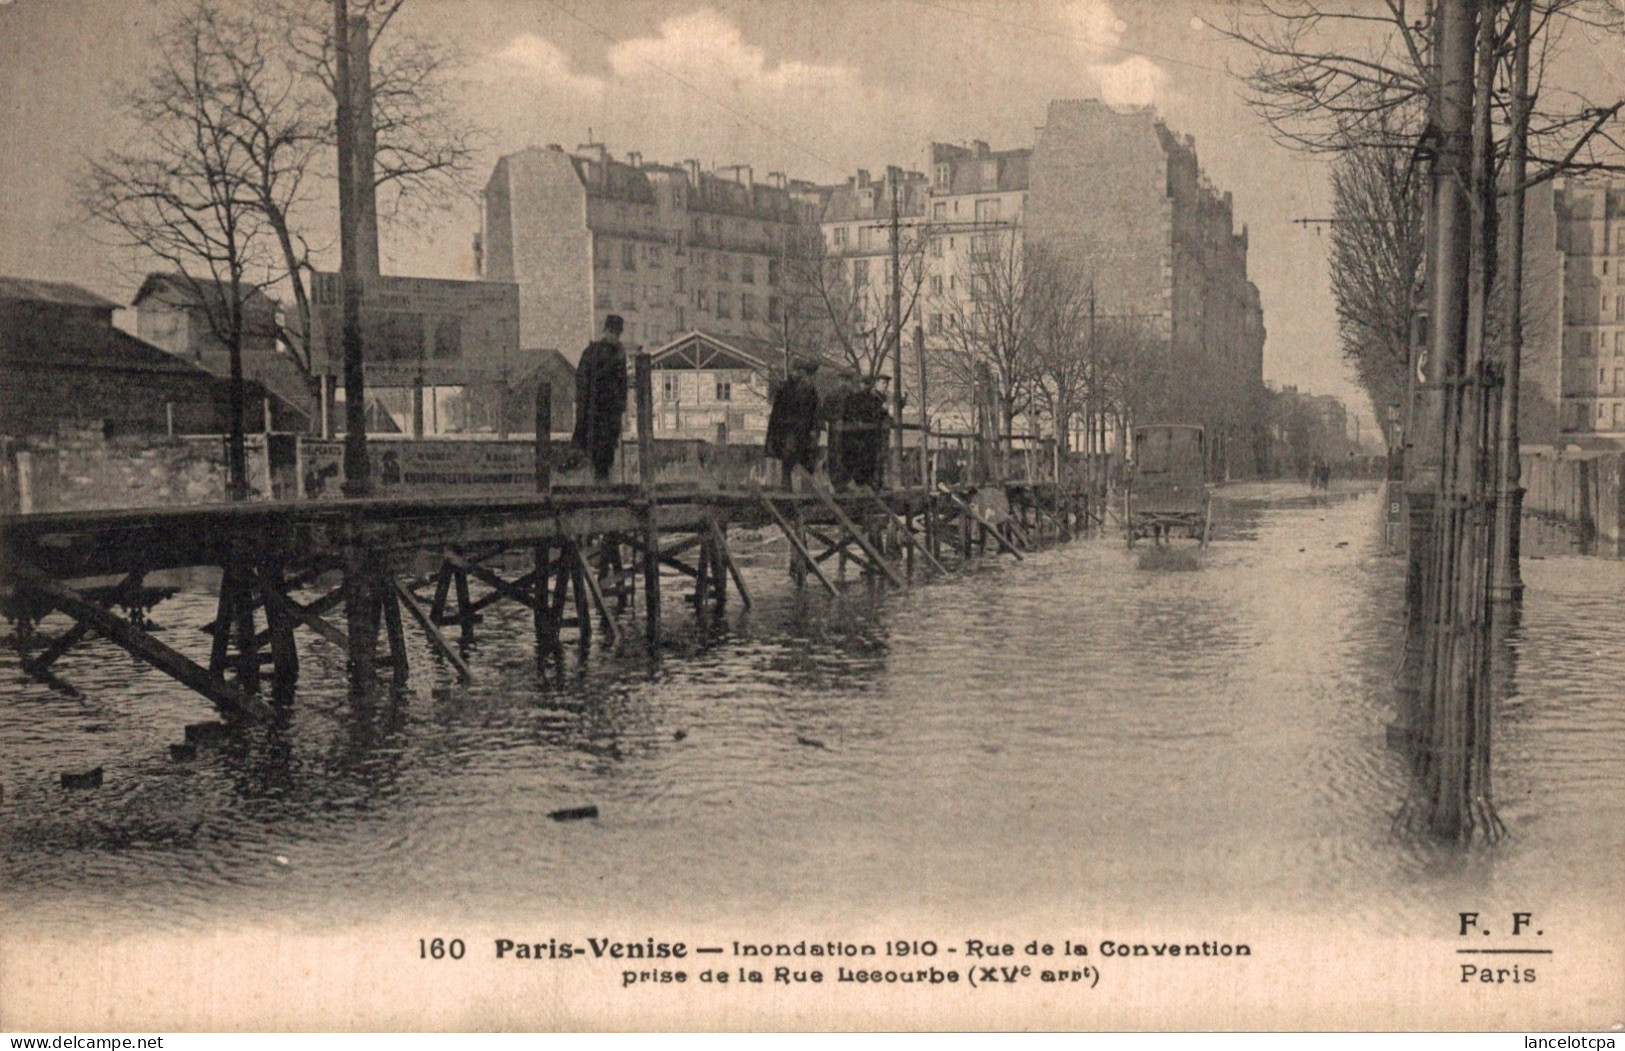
[573,314,629,482]
[842,372,890,491]
[765,357,822,490]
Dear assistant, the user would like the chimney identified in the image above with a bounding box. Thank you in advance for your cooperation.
[857,169,871,188]
[627,150,643,168]
[768,171,786,189]
[685,159,701,187]
[973,140,989,157]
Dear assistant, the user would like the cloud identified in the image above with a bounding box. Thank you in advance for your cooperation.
[482,8,909,178]
[491,32,602,96]
[605,9,851,95]
[1059,0,1168,109]
[1091,55,1168,109]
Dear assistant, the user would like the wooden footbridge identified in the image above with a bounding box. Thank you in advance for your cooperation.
[1,477,1085,723]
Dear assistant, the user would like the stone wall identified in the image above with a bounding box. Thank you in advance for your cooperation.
[2,425,272,513]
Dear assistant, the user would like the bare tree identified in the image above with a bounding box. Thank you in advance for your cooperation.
[928,227,1038,443]
[1217,0,1625,180]
[785,222,931,382]
[81,2,300,498]
[276,0,481,225]
[1329,107,1429,420]
[1024,244,1093,454]
[84,0,481,436]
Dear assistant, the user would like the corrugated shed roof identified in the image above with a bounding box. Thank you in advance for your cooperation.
[0,276,121,311]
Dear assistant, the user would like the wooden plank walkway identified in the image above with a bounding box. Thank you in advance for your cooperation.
[1,481,1087,725]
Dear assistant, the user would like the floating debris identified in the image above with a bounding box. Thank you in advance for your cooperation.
[795,735,828,750]
[169,743,197,762]
[60,767,103,790]
[1335,541,1350,548]
[549,805,599,822]
[184,721,230,745]
[672,729,688,741]
[275,855,290,866]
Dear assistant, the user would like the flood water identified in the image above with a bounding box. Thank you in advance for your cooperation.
[3,485,1622,977]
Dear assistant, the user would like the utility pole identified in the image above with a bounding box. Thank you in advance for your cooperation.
[1491,0,1532,604]
[889,176,905,486]
[915,324,929,489]
[335,0,370,496]
[1087,282,1098,459]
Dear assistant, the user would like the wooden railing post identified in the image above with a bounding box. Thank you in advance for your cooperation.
[534,380,552,495]
[635,353,660,644]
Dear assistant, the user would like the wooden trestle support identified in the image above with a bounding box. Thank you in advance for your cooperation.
[2,481,1086,730]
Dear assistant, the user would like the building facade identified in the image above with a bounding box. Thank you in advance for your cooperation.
[482,142,823,366]
[1538,178,1625,447]
[1025,99,1267,474]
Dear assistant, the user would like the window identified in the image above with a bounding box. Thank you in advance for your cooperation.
[620,286,636,310]
[933,201,947,220]
[621,242,636,271]
[741,256,755,284]
[675,268,686,293]
[1580,330,1594,355]
[975,198,1001,223]
[696,288,710,312]
[768,259,780,286]
[1617,297,1625,322]
[718,254,733,282]
[853,258,870,287]
[859,227,876,251]
[934,163,950,189]
[715,380,732,402]
[671,188,683,209]
[930,313,943,334]
[595,284,611,309]
[1616,368,1623,392]
[833,226,849,249]
[649,245,663,269]
[1617,331,1624,354]
[742,293,757,321]
[717,294,732,320]
[662,375,677,400]
[593,239,611,270]
[930,275,943,295]
[929,238,943,259]
[768,296,781,323]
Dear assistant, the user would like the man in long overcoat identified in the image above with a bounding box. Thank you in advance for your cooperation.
[765,358,821,490]
[573,314,629,482]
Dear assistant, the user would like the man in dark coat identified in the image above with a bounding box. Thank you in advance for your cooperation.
[821,368,859,491]
[573,314,629,482]
[842,374,890,491]
[765,358,821,490]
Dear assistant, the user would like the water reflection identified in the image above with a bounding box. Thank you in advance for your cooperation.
[2,486,1621,939]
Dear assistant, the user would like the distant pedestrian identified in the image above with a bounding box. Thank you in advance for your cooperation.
[573,314,629,482]
[766,357,822,490]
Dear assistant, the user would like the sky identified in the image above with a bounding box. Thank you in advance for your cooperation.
[6,0,1605,428]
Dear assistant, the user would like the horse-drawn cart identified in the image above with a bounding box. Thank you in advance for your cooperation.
[1125,424,1211,547]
